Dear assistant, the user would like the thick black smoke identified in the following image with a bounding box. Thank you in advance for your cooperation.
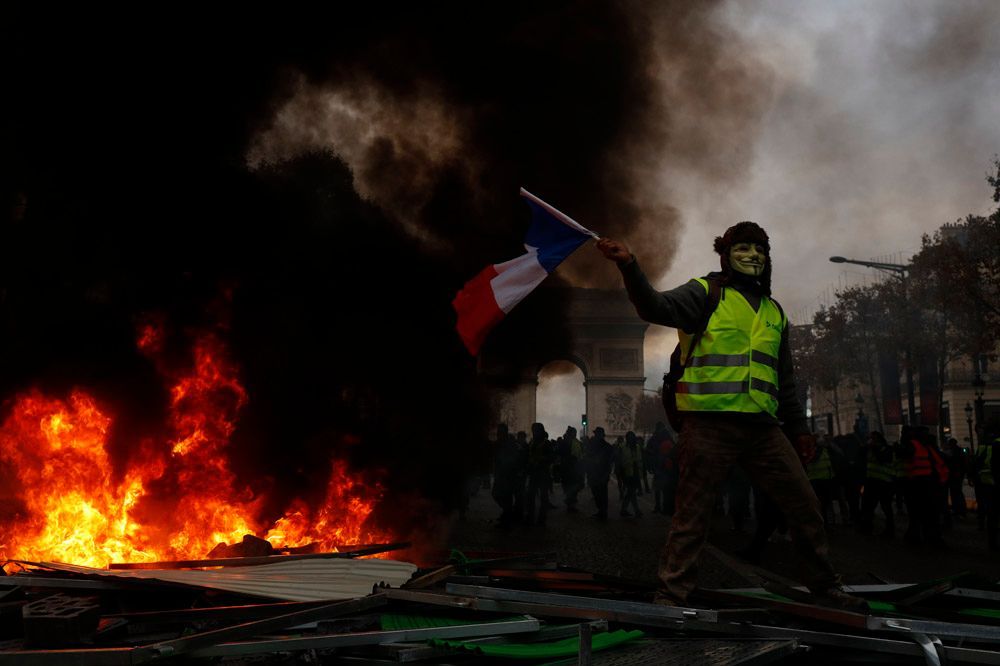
[1,2,768,535]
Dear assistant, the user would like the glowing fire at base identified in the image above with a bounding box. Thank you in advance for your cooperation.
[0,331,390,569]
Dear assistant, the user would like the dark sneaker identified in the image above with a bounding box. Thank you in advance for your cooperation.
[811,587,869,613]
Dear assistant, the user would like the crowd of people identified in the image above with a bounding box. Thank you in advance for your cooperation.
[488,421,679,527]
[802,423,999,551]
[481,418,1000,553]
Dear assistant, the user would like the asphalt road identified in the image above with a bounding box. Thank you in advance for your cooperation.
[447,479,999,589]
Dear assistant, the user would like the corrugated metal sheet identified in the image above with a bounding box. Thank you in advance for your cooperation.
[17,558,417,602]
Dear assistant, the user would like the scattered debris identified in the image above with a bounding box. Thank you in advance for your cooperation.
[0,548,996,664]
[207,534,277,559]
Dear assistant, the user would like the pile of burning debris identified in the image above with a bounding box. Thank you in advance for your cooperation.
[0,543,998,665]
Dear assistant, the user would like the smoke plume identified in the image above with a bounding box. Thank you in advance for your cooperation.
[1,2,772,535]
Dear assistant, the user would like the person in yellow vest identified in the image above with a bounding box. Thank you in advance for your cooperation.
[619,431,644,517]
[597,221,865,612]
[806,435,835,525]
[974,420,998,551]
[858,431,896,537]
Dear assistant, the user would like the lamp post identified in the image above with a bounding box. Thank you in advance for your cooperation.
[965,402,975,453]
[829,256,914,423]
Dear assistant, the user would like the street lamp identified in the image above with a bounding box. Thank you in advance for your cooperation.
[964,402,975,453]
[829,257,910,275]
[829,255,915,423]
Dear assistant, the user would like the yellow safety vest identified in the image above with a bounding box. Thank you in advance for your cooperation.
[619,444,640,476]
[676,279,786,417]
[980,443,995,486]
[867,453,895,483]
[807,447,834,481]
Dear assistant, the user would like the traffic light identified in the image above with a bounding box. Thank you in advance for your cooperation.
[581,413,588,428]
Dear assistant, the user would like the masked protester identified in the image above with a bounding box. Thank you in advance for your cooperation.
[597,222,866,612]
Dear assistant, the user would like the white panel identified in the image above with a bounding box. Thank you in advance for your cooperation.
[491,250,548,314]
[28,558,418,602]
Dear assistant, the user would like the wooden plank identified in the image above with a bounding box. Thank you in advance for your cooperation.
[897,580,955,607]
[0,574,182,593]
[139,593,388,662]
[384,589,692,629]
[485,570,595,581]
[444,584,718,622]
[454,552,558,571]
[187,616,541,659]
[401,565,456,590]
[104,600,329,624]
[699,588,868,629]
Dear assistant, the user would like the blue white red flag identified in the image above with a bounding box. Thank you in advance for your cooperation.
[452,189,598,355]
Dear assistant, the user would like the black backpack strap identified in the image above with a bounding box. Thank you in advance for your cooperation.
[661,277,724,433]
[769,295,786,326]
[682,277,722,368]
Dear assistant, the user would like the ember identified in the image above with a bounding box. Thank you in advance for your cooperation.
[0,330,390,570]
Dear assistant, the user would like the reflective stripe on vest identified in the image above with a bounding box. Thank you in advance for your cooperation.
[675,279,786,417]
[867,460,895,482]
[807,447,834,480]
[906,440,932,478]
[866,445,894,481]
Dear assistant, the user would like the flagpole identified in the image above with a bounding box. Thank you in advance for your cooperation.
[519,188,601,240]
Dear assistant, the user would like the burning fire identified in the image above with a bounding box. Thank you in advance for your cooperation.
[0,326,389,569]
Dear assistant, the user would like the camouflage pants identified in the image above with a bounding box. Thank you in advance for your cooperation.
[658,416,838,602]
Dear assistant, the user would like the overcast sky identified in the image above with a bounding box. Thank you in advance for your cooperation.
[539,0,1000,434]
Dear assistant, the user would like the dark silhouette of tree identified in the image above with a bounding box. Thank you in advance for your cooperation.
[797,160,1000,436]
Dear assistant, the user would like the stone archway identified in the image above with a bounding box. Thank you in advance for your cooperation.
[480,287,649,439]
[535,357,588,437]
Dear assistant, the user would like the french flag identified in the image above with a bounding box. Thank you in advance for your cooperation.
[452,189,598,355]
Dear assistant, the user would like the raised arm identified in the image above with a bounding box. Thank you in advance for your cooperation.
[595,238,707,333]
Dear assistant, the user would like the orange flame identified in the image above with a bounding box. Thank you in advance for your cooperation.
[0,329,390,569]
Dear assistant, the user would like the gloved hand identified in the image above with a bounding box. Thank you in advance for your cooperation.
[793,433,817,466]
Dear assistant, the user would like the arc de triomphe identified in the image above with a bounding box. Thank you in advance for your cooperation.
[479,287,649,438]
